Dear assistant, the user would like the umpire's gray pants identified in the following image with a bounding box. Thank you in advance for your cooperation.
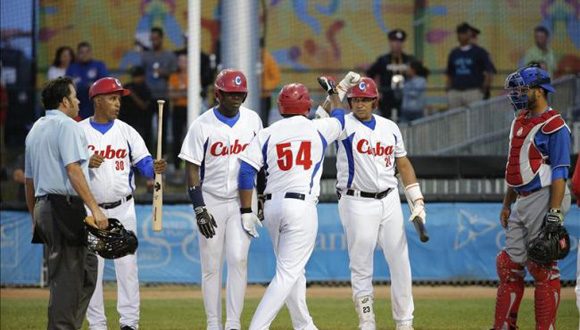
[505,186,571,264]
[34,199,98,330]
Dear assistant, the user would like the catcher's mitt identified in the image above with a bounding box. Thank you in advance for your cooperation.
[527,222,570,265]
[85,217,138,259]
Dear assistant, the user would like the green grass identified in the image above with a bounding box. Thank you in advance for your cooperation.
[1,295,578,330]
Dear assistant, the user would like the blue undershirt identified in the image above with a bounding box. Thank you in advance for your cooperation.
[213,107,240,127]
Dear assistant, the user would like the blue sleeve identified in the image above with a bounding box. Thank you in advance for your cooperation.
[330,108,345,130]
[101,62,109,76]
[238,161,258,190]
[552,167,568,181]
[548,128,571,170]
[135,156,155,179]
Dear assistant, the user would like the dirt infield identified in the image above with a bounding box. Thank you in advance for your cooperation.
[2,285,576,300]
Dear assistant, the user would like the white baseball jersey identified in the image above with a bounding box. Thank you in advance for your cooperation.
[179,106,262,199]
[240,115,343,197]
[336,114,406,192]
[79,119,150,203]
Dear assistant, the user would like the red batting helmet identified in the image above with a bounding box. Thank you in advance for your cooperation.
[277,83,312,116]
[347,77,378,99]
[214,69,248,93]
[89,77,131,99]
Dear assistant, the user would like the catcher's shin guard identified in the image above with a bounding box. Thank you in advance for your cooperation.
[494,251,525,330]
[526,260,561,330]
[355,295,375,330]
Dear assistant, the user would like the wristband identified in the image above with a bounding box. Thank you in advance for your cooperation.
[240,207,252,214]
[188,186,205,208]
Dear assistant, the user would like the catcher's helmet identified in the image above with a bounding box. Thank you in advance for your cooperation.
[277,83,312,116]
[347,77,378,99]
[504,65,554,111]
[89,77,131,99]
[85,218,138,259]
[214,69,248,93]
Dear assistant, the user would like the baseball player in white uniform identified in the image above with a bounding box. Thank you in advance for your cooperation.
[336,77,425,330]
[237,81,347,330]
[81,77,167,330]
[179,69,262,330]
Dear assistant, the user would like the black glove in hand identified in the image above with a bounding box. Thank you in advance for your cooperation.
[544,208,564,233]
[257,194,265,221]
[195,206,217,238]
[317,76,337,95]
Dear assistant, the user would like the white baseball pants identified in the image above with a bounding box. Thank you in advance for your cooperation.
[249,193,318,330]
[86,198,140,330]
[200,192,251,330]
[338,190,414,325]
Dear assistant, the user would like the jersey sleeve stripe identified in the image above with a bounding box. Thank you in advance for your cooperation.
[342,132,356,188]
[309,132,328,194]
[200,139,209,182]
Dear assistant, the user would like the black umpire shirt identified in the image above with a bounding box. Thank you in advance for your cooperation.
[366,52,415,118]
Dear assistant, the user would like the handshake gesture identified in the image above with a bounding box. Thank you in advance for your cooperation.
[315,71,362,119]
[317,71,362,98]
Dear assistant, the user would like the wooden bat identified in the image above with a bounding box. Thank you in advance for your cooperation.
[152,100,165,232]
[412,217,429,243]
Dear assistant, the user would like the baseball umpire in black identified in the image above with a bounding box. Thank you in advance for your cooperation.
[25,76,109,329]
[367,28,415,121]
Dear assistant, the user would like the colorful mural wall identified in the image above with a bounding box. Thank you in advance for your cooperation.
[38,0,579,92]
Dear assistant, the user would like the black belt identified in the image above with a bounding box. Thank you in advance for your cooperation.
[98,195,133,209]
[345,188,393,199]
[35,195,49,202]
[264,192,305,201]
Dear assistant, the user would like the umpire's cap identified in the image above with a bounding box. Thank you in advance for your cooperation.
[388,29,407,42]
[89,77,131,99]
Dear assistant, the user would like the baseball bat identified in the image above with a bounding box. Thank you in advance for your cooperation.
[152,100,165,232]
[412,217,429,243]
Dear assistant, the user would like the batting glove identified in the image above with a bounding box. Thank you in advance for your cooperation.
[241,211,262,238]
[257,194,265,221]
[317,76,337,95]
[337,71,362,92]
[195,206,218,239]
[409,199,426,224]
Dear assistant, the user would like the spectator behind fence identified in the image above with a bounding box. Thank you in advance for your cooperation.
[367,29,415,121]
[175,33,216,104]
[141,27,176,154]
[168,52,188,170]
[467,24,496,99]
[66,41,109,119]
[522,26,555,77]
[259,38,281,126]
[401,60,429,123]
[446,23,494,109]
[47,46,75,80]
[120,66,153,149]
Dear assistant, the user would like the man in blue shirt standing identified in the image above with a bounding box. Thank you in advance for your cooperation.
[445,22,495,109]
[25,77,109,329]
[66,42,109,119]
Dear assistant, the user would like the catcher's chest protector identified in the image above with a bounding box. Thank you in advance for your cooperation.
[505,110,564,187]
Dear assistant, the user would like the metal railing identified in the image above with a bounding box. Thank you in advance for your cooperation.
[400,75,580,156]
